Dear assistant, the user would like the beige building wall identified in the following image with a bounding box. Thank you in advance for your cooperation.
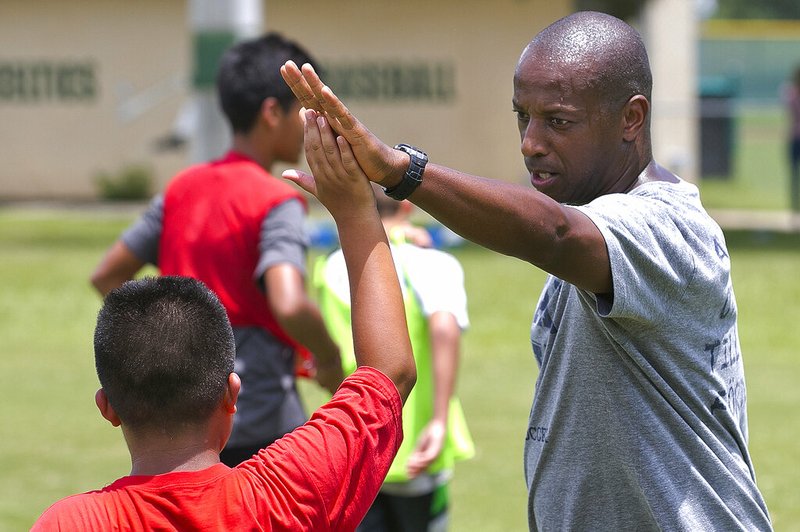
[0,0,569,199]
[0,0,190,198]
[266,1,569,185]
[0,0,695,199]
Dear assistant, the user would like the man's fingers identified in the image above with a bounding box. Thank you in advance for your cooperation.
[299,63,329,115]
[320,85,358,133]
[285,60,366,148]
[297,63,359,137]
[280,61,320,111]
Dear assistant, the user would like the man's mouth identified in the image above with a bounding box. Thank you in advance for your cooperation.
[530,171,556,186]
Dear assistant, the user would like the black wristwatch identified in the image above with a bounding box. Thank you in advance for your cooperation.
[383,144,428,201]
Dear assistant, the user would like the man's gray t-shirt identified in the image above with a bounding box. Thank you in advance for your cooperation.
[122,195,309,448]
[526,180,771,531]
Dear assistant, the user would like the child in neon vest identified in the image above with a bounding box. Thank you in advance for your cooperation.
[315,190,474,531]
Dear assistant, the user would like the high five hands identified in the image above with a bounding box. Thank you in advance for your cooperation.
[279,60,408,190]
[281,107,375,222]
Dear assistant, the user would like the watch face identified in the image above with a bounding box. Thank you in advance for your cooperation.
[396,143,427,161]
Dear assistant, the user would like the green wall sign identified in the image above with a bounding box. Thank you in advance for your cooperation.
[192,31,236,89]
[323,61,456,103]
[0,61,96,102]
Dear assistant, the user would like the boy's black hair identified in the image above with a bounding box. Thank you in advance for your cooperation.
[216,32,318,133]
[94,276,235,431]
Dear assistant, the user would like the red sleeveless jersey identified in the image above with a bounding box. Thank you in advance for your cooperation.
[159,151,307,350]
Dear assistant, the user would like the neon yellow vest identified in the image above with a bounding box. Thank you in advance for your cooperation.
[313,241,475,483]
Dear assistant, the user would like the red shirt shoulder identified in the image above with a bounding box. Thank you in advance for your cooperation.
[32,368,401,531]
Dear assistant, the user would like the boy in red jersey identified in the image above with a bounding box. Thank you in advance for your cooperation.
[34,109,415,531]
[91,34,343,466]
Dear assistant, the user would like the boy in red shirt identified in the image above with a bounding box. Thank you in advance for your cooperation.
[33,109,416,531]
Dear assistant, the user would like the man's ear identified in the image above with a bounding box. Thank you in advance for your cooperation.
[95,388,122,427]
[621,95,649,142]
[223,373,241,415]
[259,97,283,128]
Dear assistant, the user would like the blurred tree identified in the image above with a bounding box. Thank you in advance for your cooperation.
[713,0,800,19]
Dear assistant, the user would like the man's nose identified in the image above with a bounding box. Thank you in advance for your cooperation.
[521,121,548,157]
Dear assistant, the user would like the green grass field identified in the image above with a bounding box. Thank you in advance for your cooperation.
[1,103,796,530]
[1,204,798,530]
[698,105,793,211]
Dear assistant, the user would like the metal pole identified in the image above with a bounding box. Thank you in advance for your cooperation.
[641,0,698,182]
[187,0,263,163]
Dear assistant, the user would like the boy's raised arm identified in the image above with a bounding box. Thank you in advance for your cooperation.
[283,109,416,401]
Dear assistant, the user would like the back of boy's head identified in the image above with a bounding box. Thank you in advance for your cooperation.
[94,276,235,432]
[216,32,318,134]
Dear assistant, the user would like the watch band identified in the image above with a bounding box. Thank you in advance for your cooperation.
[384,143,428,201]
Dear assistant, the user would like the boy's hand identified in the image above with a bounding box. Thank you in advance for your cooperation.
[283,109,375,222]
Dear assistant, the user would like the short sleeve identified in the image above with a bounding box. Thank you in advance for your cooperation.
[254,198,309,282]
[121,194,164,264]
[400,246,470,329]
[571,183,704,323]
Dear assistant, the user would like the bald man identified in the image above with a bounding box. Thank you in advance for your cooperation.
[281,10,772,531]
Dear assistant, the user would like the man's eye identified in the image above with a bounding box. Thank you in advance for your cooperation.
[549,117,568,126]
[514,110,529,122]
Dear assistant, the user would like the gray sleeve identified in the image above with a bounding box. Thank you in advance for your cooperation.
[254,198,309,283]
[120,194,164,265]
[571,185,701,322]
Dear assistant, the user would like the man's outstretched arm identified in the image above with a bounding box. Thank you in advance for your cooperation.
[280,60,611,295]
